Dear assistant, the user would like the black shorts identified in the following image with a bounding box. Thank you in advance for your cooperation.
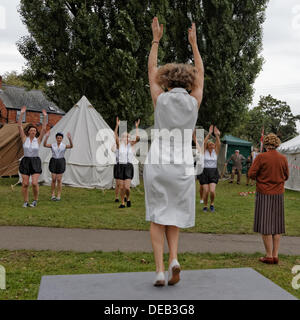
[198,168,219,185]
[49,157,66,174]
[118,163,134,180]
[19,157,42,176]
[114,163,120,179]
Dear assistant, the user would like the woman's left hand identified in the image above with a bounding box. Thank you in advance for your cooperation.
[42,109,47,117]
[214,126,220,136]
[135,119,140,128]
[152,17,163,41]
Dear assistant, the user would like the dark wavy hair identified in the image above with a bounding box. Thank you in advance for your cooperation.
[24,124,40,138]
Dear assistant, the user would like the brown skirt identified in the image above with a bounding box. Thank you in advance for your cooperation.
[253,192,285,235]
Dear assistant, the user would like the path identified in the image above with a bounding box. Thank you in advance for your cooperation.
[0,226,300,255]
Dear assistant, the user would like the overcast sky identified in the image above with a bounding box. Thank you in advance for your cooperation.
[0,0,299,130]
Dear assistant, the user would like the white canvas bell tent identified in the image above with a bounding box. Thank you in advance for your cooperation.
[39,96,140,188]
[278,134,300,192]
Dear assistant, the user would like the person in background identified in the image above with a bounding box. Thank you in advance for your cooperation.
[114,117,140,208]
[197,125,221,212]
[112,145,121,202]
[44,131,73,201]
[248,133,289,265]
[18,106,47,207]
[226,150,245,184]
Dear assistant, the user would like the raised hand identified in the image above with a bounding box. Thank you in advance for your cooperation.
[21,106,26,114]
[116,117,121,127]
[135,119,140,128]
[209,125,214,135]
[188,22,197,46]
[152,17,163,42]
[42,109,47,116]
[214,126,220,136]
[67,132,71,139]
[45,130,50,137]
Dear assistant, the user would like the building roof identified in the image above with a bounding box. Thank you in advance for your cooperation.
[0,84,65,115]
[221,134,252,146]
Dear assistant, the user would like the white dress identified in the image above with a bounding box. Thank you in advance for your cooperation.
[143,88,198,228]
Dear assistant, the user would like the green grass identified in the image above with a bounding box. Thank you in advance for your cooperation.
[0,250,299,300]
[0,176,300,235]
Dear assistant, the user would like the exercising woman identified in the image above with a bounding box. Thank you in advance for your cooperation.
[44,131,73,201]
[198,125,221,212]
[18,106,47,207]
[114,117,140,208]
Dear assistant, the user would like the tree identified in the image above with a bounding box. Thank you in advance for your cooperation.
[17,0,268,131]
[237,95,300,145]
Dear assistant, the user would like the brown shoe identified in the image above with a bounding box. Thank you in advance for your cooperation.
[259,257,274,264]
[273,257,279,265]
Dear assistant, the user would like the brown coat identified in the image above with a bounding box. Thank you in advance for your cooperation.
[248,149,289,195]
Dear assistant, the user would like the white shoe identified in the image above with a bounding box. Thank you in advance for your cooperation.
[153,272,165,287]
[200,199,204,204]
[168,259,181,285]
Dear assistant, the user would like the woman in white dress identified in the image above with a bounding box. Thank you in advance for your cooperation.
[44,131,73,201]
[18,106,48,207]
[144,17,204,286]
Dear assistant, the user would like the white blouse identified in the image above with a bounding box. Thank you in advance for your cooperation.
[23,137,39,157]
[119,143,133,164]
[51,143,66,159]
[204,149,218,168]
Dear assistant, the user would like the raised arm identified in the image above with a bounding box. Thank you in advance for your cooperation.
[148,17,164,108]
[38,109,48,144]
[114,117,120,149]
[188,23,204,108]
[66,132,73,149]
[43,131,52,148]
[214,126,221,155]
[130,119,141,146]
[193,129,202,153]
[18,106,27,144]
[204,125,214,150]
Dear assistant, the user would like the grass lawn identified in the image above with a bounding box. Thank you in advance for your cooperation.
[0,176,300,235]
[0,250,299,300]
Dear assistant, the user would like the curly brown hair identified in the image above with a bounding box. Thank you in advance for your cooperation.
[24,124,40,138]
[156,63,198,91]
[264,133,281,149]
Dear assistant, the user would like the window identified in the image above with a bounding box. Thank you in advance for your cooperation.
[16,110,26,122]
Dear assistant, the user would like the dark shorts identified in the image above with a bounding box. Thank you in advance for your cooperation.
[49,157,66,174]
[114,163,120,179]
[118,163,134,180]
[198,168,219,185]
[19,157,42,176]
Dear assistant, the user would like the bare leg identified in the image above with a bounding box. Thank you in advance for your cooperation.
[21,175,30,202]
[56,174,63,198]
[31,174,40,201]
[202,184,209,207]
[119,180,126,205]
[51,174,57,197]
[261,235,273,258]
[124,179,131,201]
[115,179,120,200]
[150,222,165,272]
[199,184,203,201]
[272,234,281,258]
[209,183,216,205]
[165,226,179,265]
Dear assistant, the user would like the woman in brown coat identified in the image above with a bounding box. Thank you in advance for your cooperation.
[248,133,289,264]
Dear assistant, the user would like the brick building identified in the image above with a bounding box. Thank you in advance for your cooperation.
[0,76,65,130]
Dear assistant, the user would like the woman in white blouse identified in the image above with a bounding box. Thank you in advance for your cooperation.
[44,131,73,201]
[198,125,221,212]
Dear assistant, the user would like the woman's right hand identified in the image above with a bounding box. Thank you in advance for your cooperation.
[116,117,120,126]
[188,22,197,46]
[21,106,26,114]
[151,17,163,42]
[209,124,214,135]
